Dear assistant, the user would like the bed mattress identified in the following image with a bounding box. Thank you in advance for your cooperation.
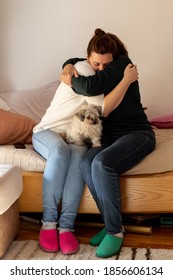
[0,128,173,175]
[125,128,173,175]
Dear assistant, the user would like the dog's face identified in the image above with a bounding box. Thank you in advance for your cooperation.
[76,104,102,125]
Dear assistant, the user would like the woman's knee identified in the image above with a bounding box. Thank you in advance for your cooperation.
[80,148,101,173]
[92,153,108,173]
[33,130,70,160]
[53,144,70,160]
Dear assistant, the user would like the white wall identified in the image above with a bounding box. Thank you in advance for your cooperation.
[0,0,173,119]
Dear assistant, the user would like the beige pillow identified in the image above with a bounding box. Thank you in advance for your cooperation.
[0,81,59,123]
[0,109,36,144]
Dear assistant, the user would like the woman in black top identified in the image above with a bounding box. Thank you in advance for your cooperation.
[62,28,156,258]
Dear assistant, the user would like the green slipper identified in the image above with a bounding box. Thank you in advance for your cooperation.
[89,227,106,246]
[96,234,124,258]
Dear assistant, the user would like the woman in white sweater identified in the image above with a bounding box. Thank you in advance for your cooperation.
[32,59,137,255]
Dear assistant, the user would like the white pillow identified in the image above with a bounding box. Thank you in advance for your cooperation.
[0,97,11,111]
[0,81,60,123]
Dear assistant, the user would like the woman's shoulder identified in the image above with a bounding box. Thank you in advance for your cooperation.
[106,55,132,73]
[74,60,95,76]
[111,55,132,66]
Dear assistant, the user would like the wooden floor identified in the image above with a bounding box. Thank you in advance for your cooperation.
[15,213,173,249]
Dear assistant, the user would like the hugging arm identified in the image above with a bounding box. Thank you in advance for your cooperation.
[62,56,138,117]
[62,55,134,96]
[102,63,138,117]
[61,58,85,86]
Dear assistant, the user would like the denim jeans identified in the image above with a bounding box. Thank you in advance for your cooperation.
[32,130,88,229]
[80,129,156,234]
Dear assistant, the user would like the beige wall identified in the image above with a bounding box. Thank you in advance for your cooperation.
[0,0,172,119]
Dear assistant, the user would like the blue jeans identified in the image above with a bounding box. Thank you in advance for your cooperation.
[32,130,88,229]
[80,129,156,234]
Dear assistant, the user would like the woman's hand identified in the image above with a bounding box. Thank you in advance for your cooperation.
[61,64,79,86]
[123,63,139,84]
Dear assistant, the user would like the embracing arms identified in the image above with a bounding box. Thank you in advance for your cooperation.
[61,56,138,117]
[102,64,138,117]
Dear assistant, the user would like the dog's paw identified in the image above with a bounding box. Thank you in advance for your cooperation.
[92,143,101,148]
[66,136,75,144]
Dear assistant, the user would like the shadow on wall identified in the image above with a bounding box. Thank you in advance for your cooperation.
[0,2,13,91]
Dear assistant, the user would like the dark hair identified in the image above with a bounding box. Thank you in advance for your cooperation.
[87,28,128,59]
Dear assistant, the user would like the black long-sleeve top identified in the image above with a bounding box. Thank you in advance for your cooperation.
[63,55,152,142]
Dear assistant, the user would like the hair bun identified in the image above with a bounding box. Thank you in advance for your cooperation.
[95,28,105,36]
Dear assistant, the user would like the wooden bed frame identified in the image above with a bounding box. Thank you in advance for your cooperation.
[18,170,173,214]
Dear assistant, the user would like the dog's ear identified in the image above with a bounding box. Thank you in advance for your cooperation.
[93,105,102,117]
[76,110,85,122]
[97,106,102,117]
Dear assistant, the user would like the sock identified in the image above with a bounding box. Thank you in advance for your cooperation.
[114,231,124,238]
[41,221,57,230]
[59,228,74,234]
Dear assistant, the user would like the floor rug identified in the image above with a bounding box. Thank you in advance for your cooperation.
[1,240,173,260]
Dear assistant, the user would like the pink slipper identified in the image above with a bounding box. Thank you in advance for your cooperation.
[39,229,59,252]
[59,231,79,255]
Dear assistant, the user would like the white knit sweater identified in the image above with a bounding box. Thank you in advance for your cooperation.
[33,60,104,134]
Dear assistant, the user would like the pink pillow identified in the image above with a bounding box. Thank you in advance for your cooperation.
[150,114,173,128]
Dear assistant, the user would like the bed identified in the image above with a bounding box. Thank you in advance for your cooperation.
[0,128,173,214]
[0,82,173,215]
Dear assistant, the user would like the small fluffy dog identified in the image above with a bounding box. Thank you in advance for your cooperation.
[60,104,102,147]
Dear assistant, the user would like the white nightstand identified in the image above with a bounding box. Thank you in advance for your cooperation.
[0,165,23,258]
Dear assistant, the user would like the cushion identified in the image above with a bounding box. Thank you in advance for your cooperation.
[0,97,11,111]
[0,109,36,144]
[0,145,46,172]
[0,81,59,123]
[150,113,173,128]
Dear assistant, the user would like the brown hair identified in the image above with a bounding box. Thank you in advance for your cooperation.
[87,28,128,59]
